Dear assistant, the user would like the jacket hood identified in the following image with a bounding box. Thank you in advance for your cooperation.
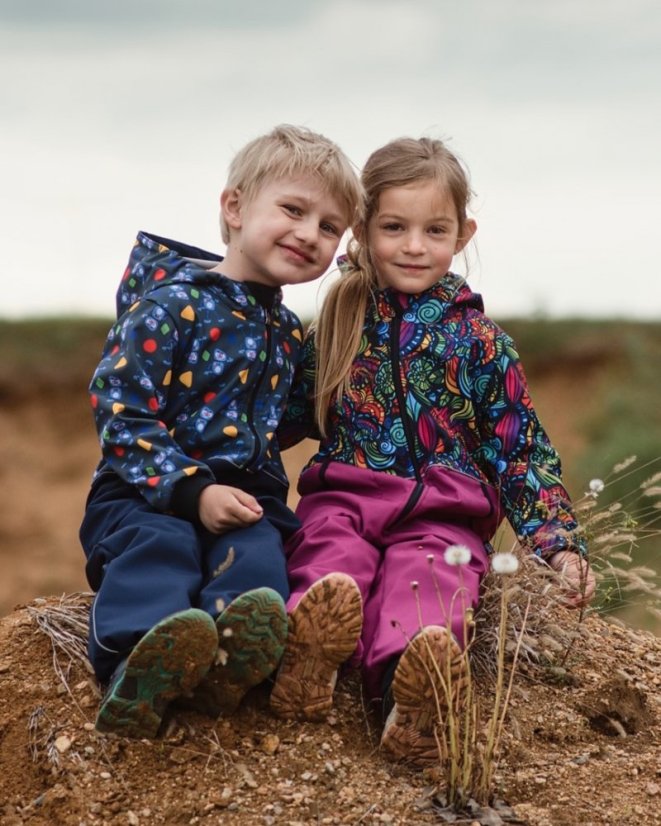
[373,272,485,323]
[115,231,263,318]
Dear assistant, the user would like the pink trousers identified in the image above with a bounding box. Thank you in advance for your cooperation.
[285,461,500,699]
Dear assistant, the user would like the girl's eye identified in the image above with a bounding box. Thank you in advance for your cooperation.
[429,225,447,235]
[283,204,302,216]
[382,222,403,232]
[320,222,340,236]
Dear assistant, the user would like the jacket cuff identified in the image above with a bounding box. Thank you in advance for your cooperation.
[170,475,215,522]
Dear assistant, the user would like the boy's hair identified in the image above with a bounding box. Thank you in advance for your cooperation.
[220,124,361,243]
[313,137,474,434]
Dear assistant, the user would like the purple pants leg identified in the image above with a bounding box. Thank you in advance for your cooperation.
[285,462,499,700]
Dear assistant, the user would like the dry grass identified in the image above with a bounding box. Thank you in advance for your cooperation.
[428,456,661,817]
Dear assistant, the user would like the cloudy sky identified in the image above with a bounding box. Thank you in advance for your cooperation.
[2,0,659,321]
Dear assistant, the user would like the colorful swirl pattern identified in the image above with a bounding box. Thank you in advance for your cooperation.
[282,273,584,557]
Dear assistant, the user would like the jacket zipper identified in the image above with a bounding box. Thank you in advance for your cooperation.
[390,309,423,483]
[245,307,273,468]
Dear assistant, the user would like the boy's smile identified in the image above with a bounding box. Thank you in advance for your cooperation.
[220,176,348,289]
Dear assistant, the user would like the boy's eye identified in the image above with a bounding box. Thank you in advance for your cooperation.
[429,225,447,235]
[283,204,302,216]
[320,221,340,236]
[382,222,403,232]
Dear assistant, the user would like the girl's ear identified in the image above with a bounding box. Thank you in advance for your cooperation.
[455,218,477,253]
[220,188,243,232]
[352,219,366,244]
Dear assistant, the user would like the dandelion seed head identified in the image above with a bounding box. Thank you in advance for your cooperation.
[491,552,519,575]
[589,478,605,494]
[443,544,472,566]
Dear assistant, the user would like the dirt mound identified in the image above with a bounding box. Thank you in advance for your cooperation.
[0,595,659,826]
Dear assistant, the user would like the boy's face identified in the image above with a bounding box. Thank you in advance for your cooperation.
[220,175,348,289]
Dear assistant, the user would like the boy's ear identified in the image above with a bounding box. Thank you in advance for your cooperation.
[220,188,243,232]
[454,218,477,254]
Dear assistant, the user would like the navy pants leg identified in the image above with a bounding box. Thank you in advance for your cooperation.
[80,477,293,683]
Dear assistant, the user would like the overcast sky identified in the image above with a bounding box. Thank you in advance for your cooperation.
[2,0,659,321]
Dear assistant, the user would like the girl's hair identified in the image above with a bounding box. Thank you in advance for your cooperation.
[313,136,474,435]
[220,124,361,243]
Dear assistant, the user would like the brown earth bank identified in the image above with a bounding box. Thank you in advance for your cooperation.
[0,595,659,826]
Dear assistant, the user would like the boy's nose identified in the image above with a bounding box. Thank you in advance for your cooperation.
[294,219,319,246]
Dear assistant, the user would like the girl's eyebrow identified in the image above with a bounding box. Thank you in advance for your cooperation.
[377,212,457,224]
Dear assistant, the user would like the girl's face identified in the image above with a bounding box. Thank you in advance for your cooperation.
[366,180,476,293]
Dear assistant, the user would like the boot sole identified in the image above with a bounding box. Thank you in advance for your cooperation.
[95,608,218,738]
[270,573,363,721]
[184,588,288,717]
[381,625,466,766]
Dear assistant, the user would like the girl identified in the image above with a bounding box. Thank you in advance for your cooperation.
[269,137,595,764]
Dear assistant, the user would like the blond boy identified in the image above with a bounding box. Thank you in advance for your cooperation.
[81,125,360,738]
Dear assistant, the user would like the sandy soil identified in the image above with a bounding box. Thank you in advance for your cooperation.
[0,594,659,825]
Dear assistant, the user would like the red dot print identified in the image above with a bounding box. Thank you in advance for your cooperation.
[143,339,157,353]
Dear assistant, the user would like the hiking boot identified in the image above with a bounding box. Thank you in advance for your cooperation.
[182,587,288,718]
[380,625,467,767]
[95,608,218,739]
[270,572,363,721]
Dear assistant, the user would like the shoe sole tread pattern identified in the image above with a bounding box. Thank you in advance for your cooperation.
[270,573,363,722]
[381,625,467,767]
[187,588,288,717]
[95,608,218,738]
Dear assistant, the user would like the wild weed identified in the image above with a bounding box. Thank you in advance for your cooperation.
[419,456,661,814]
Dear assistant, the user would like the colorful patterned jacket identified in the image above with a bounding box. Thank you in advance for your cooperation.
[280,273,585,558]
[89,231,302,514]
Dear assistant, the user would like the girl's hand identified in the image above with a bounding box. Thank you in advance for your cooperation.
[548,550,596,608]
[198,484,263,534]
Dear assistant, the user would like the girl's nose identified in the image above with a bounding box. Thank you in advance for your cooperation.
[403,231,425,253]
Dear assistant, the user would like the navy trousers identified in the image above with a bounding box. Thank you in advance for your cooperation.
[80,473,297,682]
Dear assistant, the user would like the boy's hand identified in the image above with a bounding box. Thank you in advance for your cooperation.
[198,484,263,534]
[548,550,596,609]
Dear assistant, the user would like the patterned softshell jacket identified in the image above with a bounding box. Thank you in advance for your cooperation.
[281,273,585,558]
[89,231,303,511]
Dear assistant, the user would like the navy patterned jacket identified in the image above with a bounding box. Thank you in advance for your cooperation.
[89,231,303,514]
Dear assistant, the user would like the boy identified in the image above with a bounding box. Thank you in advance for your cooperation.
[80,125,361,738]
